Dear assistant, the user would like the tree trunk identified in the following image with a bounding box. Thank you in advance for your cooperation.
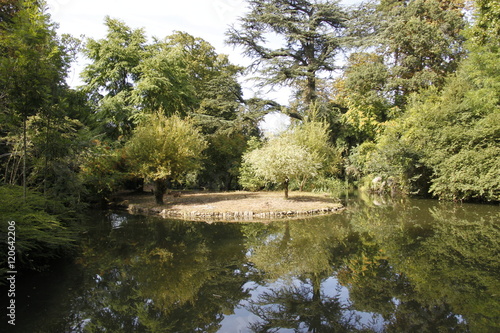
[306,75,317,107]
[44,113,51,197]
[284,177,289,199]
[299,176,307,192]
[304,40,317,108]
[310,273,322,332]
[279,222,291,251]
[226,174,233,191]
[154,179,167,205]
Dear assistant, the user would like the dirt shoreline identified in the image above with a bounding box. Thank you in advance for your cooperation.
[112,190,345,222]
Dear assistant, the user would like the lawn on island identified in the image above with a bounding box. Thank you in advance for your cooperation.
[120,190,342,215]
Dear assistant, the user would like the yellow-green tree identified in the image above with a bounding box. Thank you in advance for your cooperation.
[287,120,342,186]
[125,113,207,204]
[242,135,320,198]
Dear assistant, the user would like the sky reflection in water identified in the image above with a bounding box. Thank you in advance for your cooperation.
[6,196,500,332]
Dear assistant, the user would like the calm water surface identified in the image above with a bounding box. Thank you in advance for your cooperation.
[5,196,500,332]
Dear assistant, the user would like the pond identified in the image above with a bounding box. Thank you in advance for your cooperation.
[4,196,500,332]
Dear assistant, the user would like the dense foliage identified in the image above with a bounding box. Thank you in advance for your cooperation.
[0,0,499,278]
[400,43,500,201]
[125,113,207,204]
[0,185,76,278]
[1,0,84,280]
[340,0,499,201]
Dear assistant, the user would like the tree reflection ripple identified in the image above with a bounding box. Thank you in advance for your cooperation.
[8,197,499,333]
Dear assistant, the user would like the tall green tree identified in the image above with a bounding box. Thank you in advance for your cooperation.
[0,0,77,199]
[80,20,251,192]
[0,1,84,274]
[132,31,244,117]
[226,0,348,111]
[353,0,500,201]
[81,16,146,139]
[165,31,243,107]
[332,0,469,190]
[373,0,467,106]
[132,37,195,116]
[399,44,500,201]
[166,32,253,190]
[341,0,467,137]
[332,52,390,145]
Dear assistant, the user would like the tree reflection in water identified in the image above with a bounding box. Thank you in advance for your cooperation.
[69,215,251,332]
[241,218,385,332]
[8,197,499,332]
[241,197,498,332]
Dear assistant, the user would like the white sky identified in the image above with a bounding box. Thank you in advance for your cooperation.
[48,0,253,89]
[47,0,359,133]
